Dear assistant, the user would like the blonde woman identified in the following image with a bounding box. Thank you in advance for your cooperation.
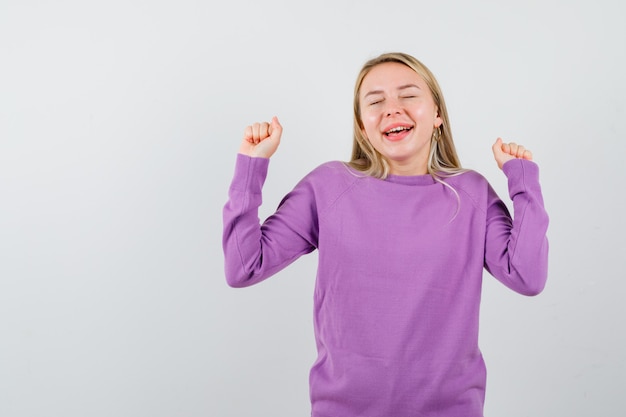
[223,52,548,417]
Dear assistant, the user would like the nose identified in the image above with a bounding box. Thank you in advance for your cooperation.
[383,98,402,116]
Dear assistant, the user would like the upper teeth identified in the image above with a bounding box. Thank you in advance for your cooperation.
[387,126,409,134]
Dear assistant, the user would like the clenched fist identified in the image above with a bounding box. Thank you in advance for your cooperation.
[492,137,533,170]
[238,116,283,158]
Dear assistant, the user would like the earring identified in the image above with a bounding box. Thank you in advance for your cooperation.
[432,126,442,141]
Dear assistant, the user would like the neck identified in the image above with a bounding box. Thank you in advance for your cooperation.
[389,160,429,176]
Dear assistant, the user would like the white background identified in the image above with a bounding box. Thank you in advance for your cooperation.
[1,0,624,416]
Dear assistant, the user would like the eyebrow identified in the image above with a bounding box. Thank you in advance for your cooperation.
[363,84,421,98]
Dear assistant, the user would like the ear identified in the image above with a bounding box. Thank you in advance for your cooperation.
[431,104,442,127]
[434,112,443,128]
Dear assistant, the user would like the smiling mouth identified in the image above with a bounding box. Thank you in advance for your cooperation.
[384,126,413,137]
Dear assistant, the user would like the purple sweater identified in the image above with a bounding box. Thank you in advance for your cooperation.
[222,154,549,417]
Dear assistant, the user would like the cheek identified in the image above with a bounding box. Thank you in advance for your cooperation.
[361,112,380,135]
[421,104,440,123]
[412,106,430,118]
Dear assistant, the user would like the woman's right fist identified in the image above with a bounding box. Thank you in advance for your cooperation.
[239,116,282,158]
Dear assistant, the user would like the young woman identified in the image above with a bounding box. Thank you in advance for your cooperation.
[222,52,549,417]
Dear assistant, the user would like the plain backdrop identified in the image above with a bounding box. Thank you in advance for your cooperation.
[1,0,624,416]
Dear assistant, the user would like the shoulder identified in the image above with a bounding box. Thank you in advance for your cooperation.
[445,169,490,188]
[308,160,355,175]
[300,160,361,185]
[289,160,362,207]
[444,169,494,209]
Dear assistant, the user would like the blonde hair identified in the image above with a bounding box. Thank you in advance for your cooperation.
[350,52,466,181]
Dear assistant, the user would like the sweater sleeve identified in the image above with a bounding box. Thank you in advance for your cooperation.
[483,159,549,296]
[222,154,318,288]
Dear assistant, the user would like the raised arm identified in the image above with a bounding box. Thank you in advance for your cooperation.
[222,117,317,288]
[484,139,549,295]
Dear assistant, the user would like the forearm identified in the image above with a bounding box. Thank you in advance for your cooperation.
[485,159,549,295]
[506,159,549,289]
[222,155,270,287]
[222,154,316,288]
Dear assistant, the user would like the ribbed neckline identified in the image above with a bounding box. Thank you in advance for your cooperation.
[340,161,438,186]
[384,173,437,186]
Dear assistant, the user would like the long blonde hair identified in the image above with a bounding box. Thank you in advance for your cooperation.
[350,52,465,180]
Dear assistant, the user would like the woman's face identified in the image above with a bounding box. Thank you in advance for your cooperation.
[359,62,442,175]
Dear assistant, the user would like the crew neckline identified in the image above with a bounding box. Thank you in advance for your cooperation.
[384,173,437,186]
[339,161,438,186]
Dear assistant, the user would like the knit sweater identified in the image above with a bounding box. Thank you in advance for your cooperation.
[222,154,549,417]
